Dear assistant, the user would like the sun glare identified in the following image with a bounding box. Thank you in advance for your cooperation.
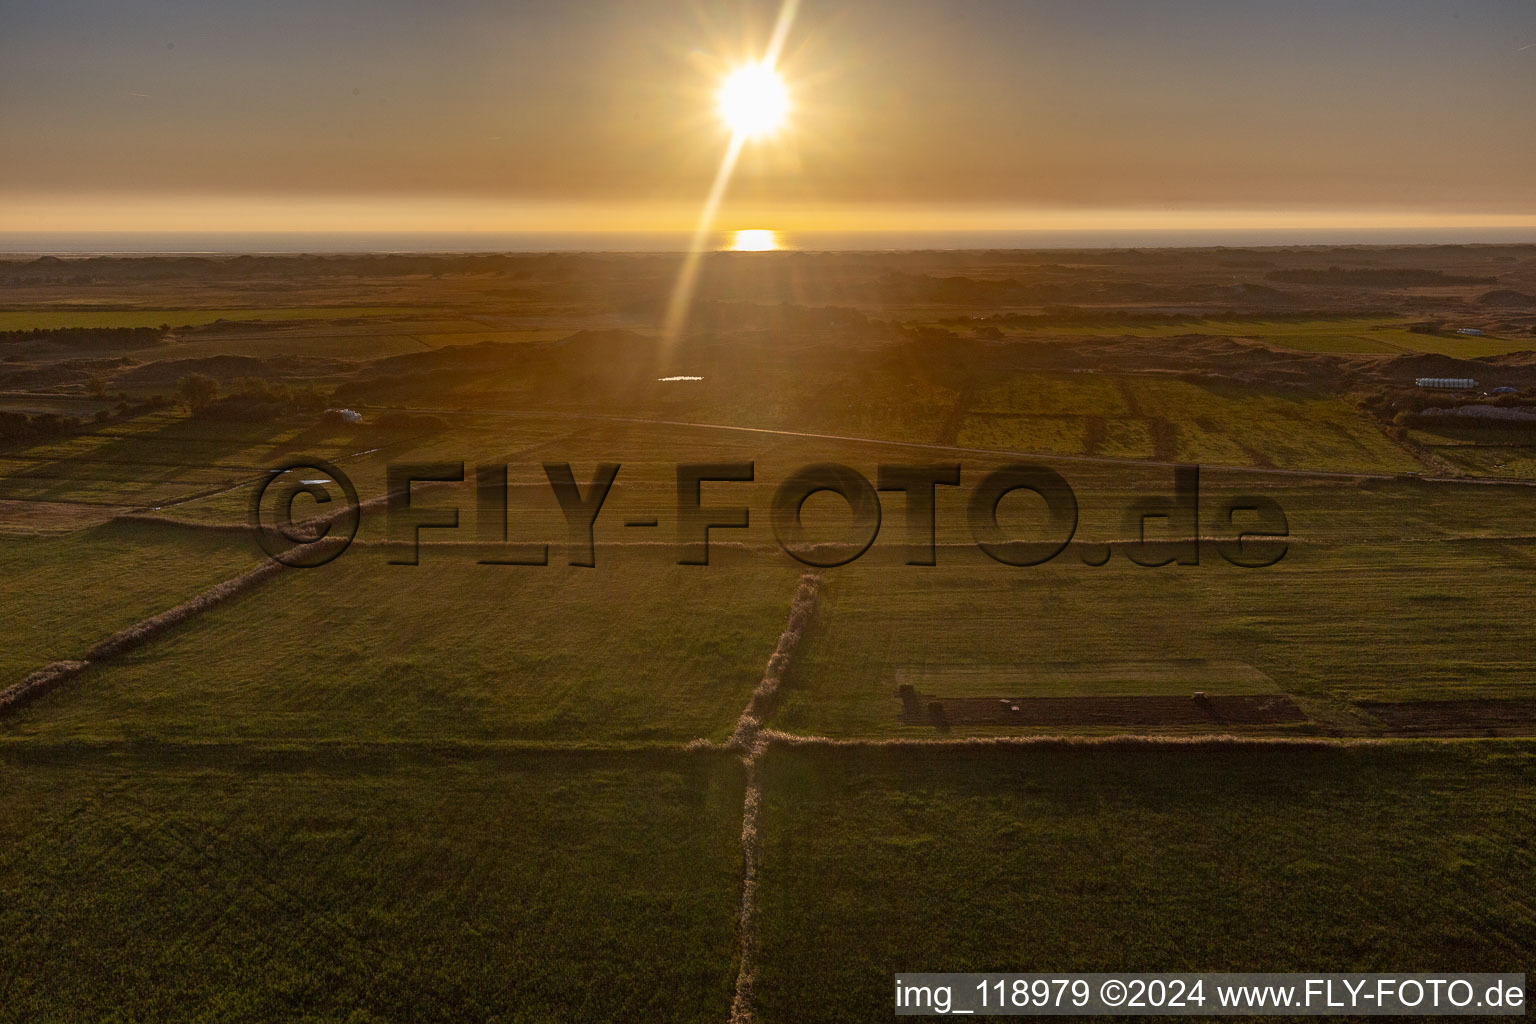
[730,228,778,251]
[717,62,789,139]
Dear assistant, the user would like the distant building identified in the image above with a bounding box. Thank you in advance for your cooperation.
[1415,377,1477,390]
[1456,328,1486,336]
[324,407,363,424]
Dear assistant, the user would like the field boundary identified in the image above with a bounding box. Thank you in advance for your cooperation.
[0,428,601,705]
[758,730,1396,750]
[0,553,289,717]
[726,572,820,1024]
[0,661,90,716]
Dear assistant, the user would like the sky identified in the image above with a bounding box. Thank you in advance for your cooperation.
[2,0,1534,236]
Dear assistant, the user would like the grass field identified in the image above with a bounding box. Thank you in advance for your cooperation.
[772,526,1536,737]
[969,375,1130,416]
[956,415,1088,457]
[156,332,436,361]
[1216,318,1442,354]
[0,412,381,526]
[1,555,802,746]
[0,522,260,684]
[752,742,1536,1022]
[0,369,1427,540]
[0,410,588,529]
[1403,425,1536,479]
[1382,332,1536,359]
[0,744,745,1023]
[985,316,1536,357]
[1429,446,1536,478]
[895,660,1280,699]
[1135,381,1420,472]
[954,374,1423,473]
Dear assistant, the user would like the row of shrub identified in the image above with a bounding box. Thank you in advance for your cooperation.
[1267,267,1495,287]
[0,395,175,443]
[0,327,165,350]
[177,374,331,421]
[178,375,449,431]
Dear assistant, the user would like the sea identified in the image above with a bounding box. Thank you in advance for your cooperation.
[1,227,1533,256]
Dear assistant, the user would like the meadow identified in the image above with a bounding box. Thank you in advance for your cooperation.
[772,510,1536,739]
[0,744,745,1023]
[0,554,804,746]
[752,742,1536,1023]
[959,374,1423,473]
[985,315,1415,352]
[0,522,259,682]
[932,314,1536,356]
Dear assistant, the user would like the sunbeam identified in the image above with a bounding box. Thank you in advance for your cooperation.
[661,0,801,349]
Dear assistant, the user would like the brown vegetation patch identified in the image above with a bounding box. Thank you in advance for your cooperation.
[0,498,132,532]
[1359,698,1536,736]
[899,690,1306,728]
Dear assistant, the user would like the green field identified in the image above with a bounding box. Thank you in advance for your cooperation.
[969,375,1130,416]
[0,745,745,1023]
[0,366,1434,539]
[772,528,1536,738]
[1218,318,1432,354]
[1,555,802,746]
[894,660,1280,699]
[955,374,1423,473]
[0,522,260,684]
[0,412,383,525]
[0,411,587,529]
[985,316,1536,357]
[752,742,1536,1022]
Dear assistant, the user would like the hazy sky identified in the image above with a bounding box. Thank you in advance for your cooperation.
[2,0,1534,232]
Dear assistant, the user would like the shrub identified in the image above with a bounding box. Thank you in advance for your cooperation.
[176,372,219,414]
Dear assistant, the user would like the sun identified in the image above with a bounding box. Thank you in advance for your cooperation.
[717,62,790,139]
[730,229,778,251]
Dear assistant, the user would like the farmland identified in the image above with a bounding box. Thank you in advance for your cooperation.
[0,745,746,1022]
[0,523,258,681]
[957,374,1421,471]
[975,315,1536,357]
[2,557,802,746]
[752,742,1535,1022]
[770,525,1536,739]
[1,246,1534,1020]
